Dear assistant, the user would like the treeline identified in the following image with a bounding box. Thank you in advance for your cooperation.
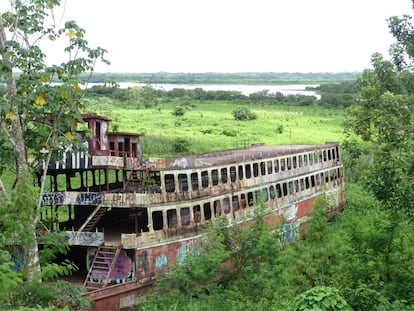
[79,71,360,84]
[84,80,358,108]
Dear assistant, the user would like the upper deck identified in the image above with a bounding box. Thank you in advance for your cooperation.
[148,142,340,170]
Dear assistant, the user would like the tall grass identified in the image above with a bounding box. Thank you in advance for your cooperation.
[106,100,346,157]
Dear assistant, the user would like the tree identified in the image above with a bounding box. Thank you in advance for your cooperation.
[345,11,414,216]
[0,0,107,284]
[343,4,414,306]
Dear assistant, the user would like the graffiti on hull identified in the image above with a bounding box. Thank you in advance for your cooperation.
[87,249,133,281]
[40,192,102,206]
[67,231,103,246]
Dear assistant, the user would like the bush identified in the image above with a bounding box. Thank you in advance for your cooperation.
[232,107,257,121]
[173,138,190,153]
[171,106,186,117]
[284,286,351,311]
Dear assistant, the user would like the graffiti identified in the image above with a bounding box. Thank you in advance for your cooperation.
[281,204,298,221]
[75,192,101,205]
[40,192,64,205]
[278,221,298,244]
[155,254,168,269]
[8,248,24,272]
[92,155,123,167]
[172,157,188,168]
[40,192,101,206]
[88,249,132,280]
[67,231,103,246]
[137,250,149,279]
[177,241,195,265]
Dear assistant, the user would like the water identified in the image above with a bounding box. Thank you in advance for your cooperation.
[87,82,319,97]
[150,83,319,97]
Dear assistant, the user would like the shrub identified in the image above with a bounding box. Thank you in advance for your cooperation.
[171,106,186,117]
[173,138,190,153]
[232,107,257,121]
[284,286,351,311]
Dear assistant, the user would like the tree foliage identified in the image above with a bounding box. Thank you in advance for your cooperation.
[344,5,414,218]
[0,0,106,309]
[0,0,108,185]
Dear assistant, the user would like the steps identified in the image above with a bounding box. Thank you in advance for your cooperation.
[77,204,108,232]
[124,168,149,192]
[84,245,121,291]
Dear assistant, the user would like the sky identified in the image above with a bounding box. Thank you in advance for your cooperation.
[2,0,414,73]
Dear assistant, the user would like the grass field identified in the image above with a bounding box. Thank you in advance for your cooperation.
[98,100,346,157]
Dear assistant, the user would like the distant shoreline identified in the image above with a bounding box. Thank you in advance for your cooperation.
[81,71,360,84]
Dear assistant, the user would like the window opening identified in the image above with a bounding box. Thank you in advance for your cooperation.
[167,209,177,228]
[223,198,230,214]
[212,169,219,186]
[282,183,288,196]
[232,195,240,212]
[221,167,228,184]
[247,192,254,206]
[253,163,259,177]
[238,165,244,180]
[240,193,247,208]
[274,159,279,173]
[191,172,199,191]
[214,200,221,216]
[178,174,188,192]
[230,166,236,182]
[269,185,276,199]
[181,208,191,226]
[201,171,209,188]
[193,205,201,223]
[203,202,212,220]
[245,164,252,178]
[260,162,266,175]
[276,184,282,198]
[152,211,163,230]
[165,174,175,192]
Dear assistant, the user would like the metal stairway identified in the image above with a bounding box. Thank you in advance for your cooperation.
[77,204,108,232]
[84,245,121,291]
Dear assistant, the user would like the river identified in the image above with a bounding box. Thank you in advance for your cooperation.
[89,82,319,97]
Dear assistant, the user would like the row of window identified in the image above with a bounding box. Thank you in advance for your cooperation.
[161,147,340,193]
[150,168,342,231]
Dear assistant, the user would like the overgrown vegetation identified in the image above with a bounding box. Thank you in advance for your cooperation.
[1,0,414,310]
[137,185,414,310]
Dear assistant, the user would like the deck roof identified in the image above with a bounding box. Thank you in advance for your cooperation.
[149,142,339,169]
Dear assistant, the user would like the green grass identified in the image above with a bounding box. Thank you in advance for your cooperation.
[101,100,346,157]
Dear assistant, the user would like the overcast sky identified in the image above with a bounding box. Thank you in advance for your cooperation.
[3,0,414,73]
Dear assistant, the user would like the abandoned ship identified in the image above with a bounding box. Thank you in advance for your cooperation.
[37,112,345,310]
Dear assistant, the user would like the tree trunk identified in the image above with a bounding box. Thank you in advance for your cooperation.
[0,16,41,281]
[0,178,6,192]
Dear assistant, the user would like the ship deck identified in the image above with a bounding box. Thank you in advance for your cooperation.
[197,144,325,165]
[149,143,336,169]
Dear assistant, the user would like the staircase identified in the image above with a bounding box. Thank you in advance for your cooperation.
[84,245,121,291]
[78,204,108,232]
[124,167,149,192]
